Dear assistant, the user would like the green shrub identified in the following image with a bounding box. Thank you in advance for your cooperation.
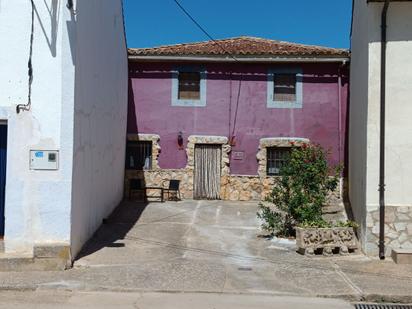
[257,143,341,237]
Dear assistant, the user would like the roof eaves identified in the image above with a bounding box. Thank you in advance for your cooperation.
[367,0,412,2]
[128,54,350,63]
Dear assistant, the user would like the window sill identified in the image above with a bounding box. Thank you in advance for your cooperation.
[267,101,302,109]
[172,99,206,107]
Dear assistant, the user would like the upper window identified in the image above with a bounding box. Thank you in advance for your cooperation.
[273,74,297,102]
[266,147,291,176]
[126,141,152,170]
[172,67,206,107]
[178,72,200,100]
[267,68,303,109]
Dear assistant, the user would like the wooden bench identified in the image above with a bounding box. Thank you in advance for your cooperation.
[129,179,164,202]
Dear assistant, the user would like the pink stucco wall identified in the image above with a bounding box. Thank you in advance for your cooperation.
[128,61,349,176]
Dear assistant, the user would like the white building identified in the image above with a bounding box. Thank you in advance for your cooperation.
[0,0,128,268]
[350,0,412,258]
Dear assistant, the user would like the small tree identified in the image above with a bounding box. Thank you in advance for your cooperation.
[257,143,341,237]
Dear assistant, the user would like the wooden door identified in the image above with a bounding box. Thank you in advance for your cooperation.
[194,144,221,199]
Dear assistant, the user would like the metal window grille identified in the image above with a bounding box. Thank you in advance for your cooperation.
[126,141,152,170]
[273,74,297,102]
[178,71,200,100]
[267,147,290,176]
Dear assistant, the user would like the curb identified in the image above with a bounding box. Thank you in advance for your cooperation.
[1,284,411,304]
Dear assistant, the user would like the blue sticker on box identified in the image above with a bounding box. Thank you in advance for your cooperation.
[35,151,44,158]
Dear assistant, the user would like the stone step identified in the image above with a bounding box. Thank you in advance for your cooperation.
[322,203,348,223]
[0,244,71,271]
[391,248,412,264]
[322,205,345,214]
[0,253,35,272]
[0,253,71,272]
[323,213,347,223]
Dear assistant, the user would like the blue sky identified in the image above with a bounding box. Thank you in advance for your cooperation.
[123,0,352,49]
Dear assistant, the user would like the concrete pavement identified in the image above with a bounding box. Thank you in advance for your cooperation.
[0,291,355,309]
[0,200,411,303]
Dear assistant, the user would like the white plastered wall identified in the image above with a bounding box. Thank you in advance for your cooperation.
[348,0,370,249]
[70,0,128,257]
[0,0,75,253]
[366,2,412,210]
[350,1,412,253]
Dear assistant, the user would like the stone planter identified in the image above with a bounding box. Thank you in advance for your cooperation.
[295,227,358,256]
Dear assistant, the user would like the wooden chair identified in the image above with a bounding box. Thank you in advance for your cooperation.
[163,179,181,201]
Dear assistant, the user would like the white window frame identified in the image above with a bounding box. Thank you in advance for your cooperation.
[172,66,207,107]
[266,146,291,176]
[267,68,303,109]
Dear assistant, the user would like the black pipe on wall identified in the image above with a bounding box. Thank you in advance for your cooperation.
[379,0,390,260]
[67,0,74,10]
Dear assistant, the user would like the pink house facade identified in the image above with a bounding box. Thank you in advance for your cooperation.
[127,37,349,201]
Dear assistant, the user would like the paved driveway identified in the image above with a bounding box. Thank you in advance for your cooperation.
[1,200,412,302]
[72,200,412,300]
[76,200,270,268]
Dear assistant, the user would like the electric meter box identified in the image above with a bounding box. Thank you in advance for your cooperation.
[30,150,59,170]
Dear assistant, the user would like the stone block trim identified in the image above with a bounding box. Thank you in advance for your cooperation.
[186,135,231,176]
[219,174,343,205]
[186,135,231,198]
[257,137,310,178]
[365,206,412,256]
[124,134,343,206]
[125,169,343,202]
[127,133,161,170]
[125,169,193,199]
[125,135,231,199]
[221,175,272,201]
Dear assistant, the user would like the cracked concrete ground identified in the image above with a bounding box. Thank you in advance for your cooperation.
[0,200,411,302]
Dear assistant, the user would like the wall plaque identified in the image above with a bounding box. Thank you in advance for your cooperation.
[232,151,244,160]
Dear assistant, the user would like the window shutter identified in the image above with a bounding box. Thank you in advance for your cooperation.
[178,72,201,100]
[273,74,297,102]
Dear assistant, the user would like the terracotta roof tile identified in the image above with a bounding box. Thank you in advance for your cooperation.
[128,36,349,58]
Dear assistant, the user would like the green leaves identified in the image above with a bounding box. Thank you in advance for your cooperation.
[257,143,341,237]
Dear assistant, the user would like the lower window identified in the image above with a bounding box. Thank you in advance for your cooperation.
[126,141,152,170]
[266,147,291,176]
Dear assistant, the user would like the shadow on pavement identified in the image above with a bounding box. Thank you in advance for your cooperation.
[74,200,149,261]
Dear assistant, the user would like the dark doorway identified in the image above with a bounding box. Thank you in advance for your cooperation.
[194,144,222,200]
[0,123,6,238]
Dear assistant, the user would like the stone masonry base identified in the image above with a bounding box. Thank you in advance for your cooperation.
[365,206,412,256]
[0,244,71,271]
[125,134,343,202]
[125,169,343,205]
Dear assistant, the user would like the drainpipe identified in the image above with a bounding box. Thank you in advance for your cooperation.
[67,0,74,10]
[338,61,345,165]
[379,0,390,260]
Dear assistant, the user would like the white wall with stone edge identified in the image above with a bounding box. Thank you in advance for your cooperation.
[350,0,412,255]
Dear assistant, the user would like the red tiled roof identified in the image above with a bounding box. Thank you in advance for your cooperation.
[128,36,349,58]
